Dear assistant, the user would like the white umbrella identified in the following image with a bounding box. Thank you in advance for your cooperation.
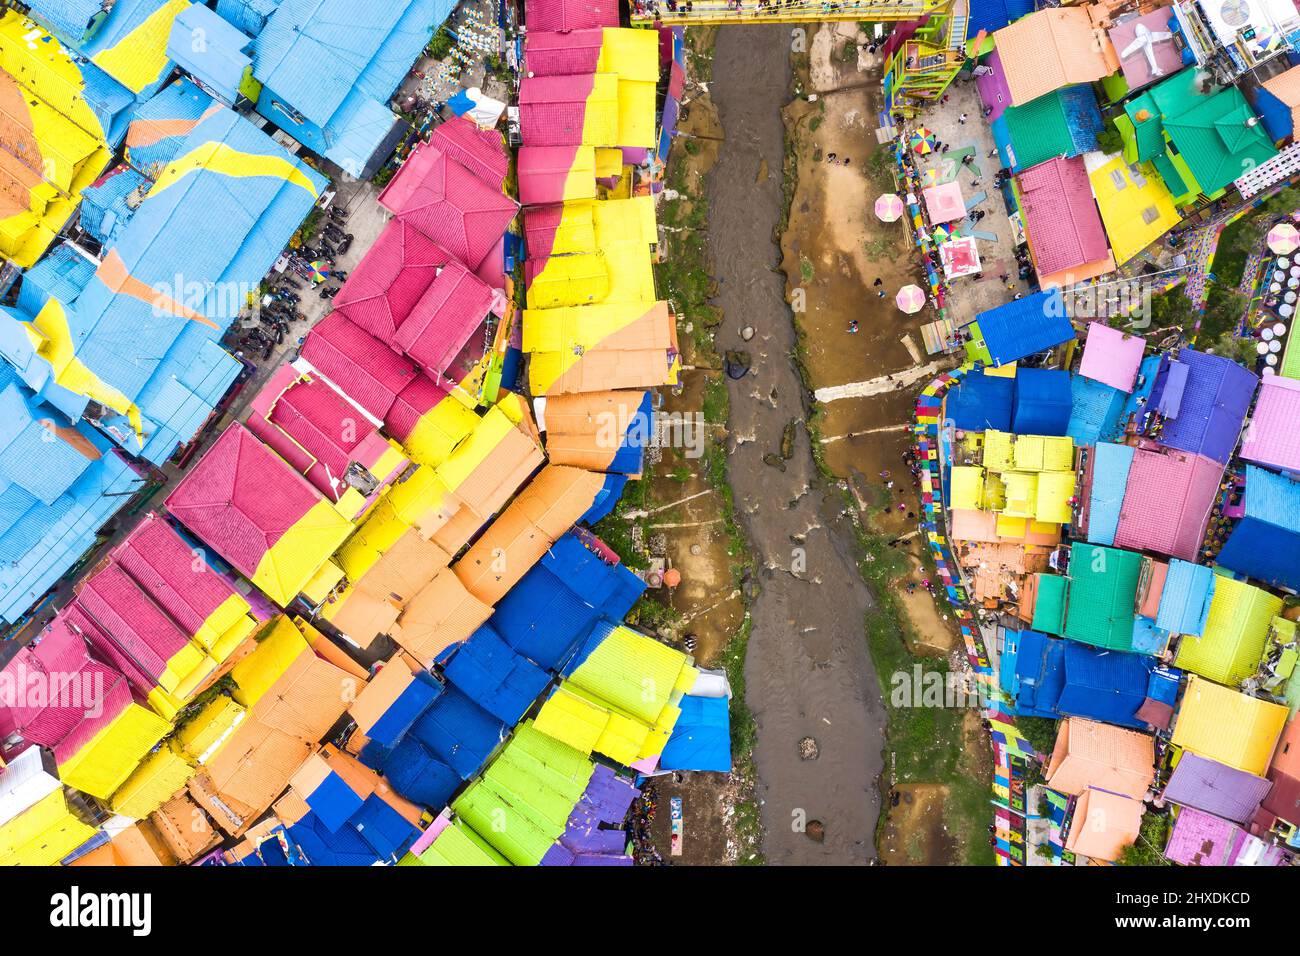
[1270,339,1282,353]
[895,284,927,314]
[1271,282,1283,293]
[875,193,905,222]
[1258,341,1271,355]
[1262,327,1275,340]
[1284,292,1296,304]
[1274,322,1287,335]
[1282,303,1295,317]
[1266,353,1278,366]
[1269,223,1300,255]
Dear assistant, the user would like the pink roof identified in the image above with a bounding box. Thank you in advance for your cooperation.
[165,423,321,578]
[0,621,132,764]
[383,372,453,442]
[923,181,966,224]
[377,143,518,271]
[1241,375,1300,473]
[518,146,589,205]
[520,74,598,147]
[300,312,421,420]
[111,513,244,637]
[525,0,618,32]
[66,565,189,692]
[1113,444,1224,561]
[1017,156,1110,276]
[522,203,578,262]
[393,260,494,375]
[1110,10,1183,92]
[1079,322,1147,392]
[524,29,605,77]
[332,220,451,342]
[1164,807,1242,865]
[430,117,510,190]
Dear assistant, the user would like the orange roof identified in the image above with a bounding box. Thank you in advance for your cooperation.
[202,715,314,818]
[453,465,606,604]
[1065,788,1144,862]
[69,823,175,866]
[148,792,223,863]
[1046,717,1155,799]
[994,7,1119,105]
[393,568,494,665]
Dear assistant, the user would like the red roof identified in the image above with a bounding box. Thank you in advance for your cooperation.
[393,261,494,374]
[165,424,321,579]
[526,0,618,32]
[377,143,518,271]
[333,220,451,342]
[430,118,510,190]
[1113,444,1224,562]
[519,74,598,147]
[300,312,421,420]
[110,514,243,638]
[1017,156,1110,276]
[383,373,452,442]
[524,29,605,77]
[0,621,132,764]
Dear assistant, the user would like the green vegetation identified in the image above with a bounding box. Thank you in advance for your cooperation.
[1117,811,1172,866]
[1016,715,1058,759]
[722,614,763,863]
[427,25,453,59]
[799,255,815,283]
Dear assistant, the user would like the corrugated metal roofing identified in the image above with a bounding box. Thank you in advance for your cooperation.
[1241,375,1300,474]
[333,219,451,342]
[1155,559,1215,636]
[1066,372,1126,446]
[393,260,494,374]
[1156,348,1257,464]
[1057,639,1155,729]
[944,370,1014,432]
[1174,575,1281,687]
[442,625,552,725]
[1018,155,1110,276]
[1084,442,1134,547]
[1113,445,1223,562]
[1011,367,1072,437]
[1172,676,1288,776]
[993,7,1118,105]
[1063,542,1143,652]
[526,0,618,32]
[1217,466,1300,592]
[970,289,1074,366]
[300,312,422,420]
[1045,717,1154,799]
[1079,322,1146,393]
[1164,751,1273,824]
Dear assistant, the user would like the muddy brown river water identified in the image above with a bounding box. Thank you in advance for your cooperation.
[707,25,887,864]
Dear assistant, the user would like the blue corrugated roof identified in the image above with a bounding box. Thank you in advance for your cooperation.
[1155,349,1258,464]
[1155,559,1215,635]
[215,0,282,35]
[79,166,149,247]
[968,0,1035,35]
[368,670,441,749]
[1013,630,1066,717]
[372,735,461,810]
[1066,372,1125,446]
[1085,441,1134,546]
[442,624,552,726]
[167,4,253,103]
[945,370,1014,432]
[1057,641,1154,729]
[660,695,731,772]
[972,290,1074,366]
[126,78,215,177]
[18,243,97,316]
[25,0,103,43]
[0,384,97,505]
[1012,367,1072,436]
[407,684,506,779]
[1218,465,1300,591]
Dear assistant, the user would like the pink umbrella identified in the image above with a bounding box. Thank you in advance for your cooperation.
[875,193,904,222]
[1268,223,1300,255]
[895,284,927,314]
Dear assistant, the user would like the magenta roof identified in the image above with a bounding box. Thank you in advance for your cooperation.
[518,146,589,205]
[383,372,452,442]
[520,74,598,147]
[1164,807,1242,865]
[333,220,451,342]
[300,312,421,420]
[0,621,132,764]
[524,29,605,77]
[430,117,510,190]
[1079,322,1147,392]
[393,260,494,375]
[165,423,321,579]
[923,181,966,224]
[1113,444,1224,561]
[1017,156,1109,276]
[378,143,518,271]
[525,0,618,32]
[1241,375,1300,473]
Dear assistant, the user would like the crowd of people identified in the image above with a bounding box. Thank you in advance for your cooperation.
[626,784,667,865]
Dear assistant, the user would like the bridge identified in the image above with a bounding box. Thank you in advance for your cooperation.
[629,0,952,26]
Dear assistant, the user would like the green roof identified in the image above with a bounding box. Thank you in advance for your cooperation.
[403,822,511,866]
[452,721,593,866]
[1005,92,1077,170]
[1062,543,1144,651]
[1124,90,1167,162]
[1032,573,1067,636]
[1151,151,1190,199]
[1164,88,1276,197]
[1281,326,1300,380]
[1174,576,1282,686]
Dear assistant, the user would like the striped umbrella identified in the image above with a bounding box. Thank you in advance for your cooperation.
[896,284,927,314]
[874,193,904,222]
[909,127,936,155]
[1268,223,1300,255]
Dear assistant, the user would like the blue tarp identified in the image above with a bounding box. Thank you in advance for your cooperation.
[945,370,1013,431]
[659,695,731,773]
[1155,559,1215,635]
[1218,465,1300,591]
[1012,367,1073,436]
[1085,442,1134,546]
[972,290,1074,366]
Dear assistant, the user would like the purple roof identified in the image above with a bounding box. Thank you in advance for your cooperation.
[1163,752,1273,823]
[1155,349,1258,465]
[1164,807,1242,865]
[977,48,1013,123]
[542,764,638,865]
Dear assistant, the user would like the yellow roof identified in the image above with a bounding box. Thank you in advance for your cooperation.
[1001,471,1038,519]
[0,789,97,866]
[983,430,1015,471]
[597,27,660,82]
[1013,434,1074,472]
[251,499,355,607]
[1172,676,1288,776]
[1035,470,1076,524]
[176,696,247,765]
[109,742,194,820]
[57,704,172,800]
[1087,154,1181,265]
[950,466,986,511]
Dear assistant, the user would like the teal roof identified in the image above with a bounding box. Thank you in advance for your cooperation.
[1063,543,1144,652]
[1004,86,1101,171]
[1164,87,1276,197]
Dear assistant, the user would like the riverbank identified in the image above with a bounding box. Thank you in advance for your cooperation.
[778,22,992,864]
